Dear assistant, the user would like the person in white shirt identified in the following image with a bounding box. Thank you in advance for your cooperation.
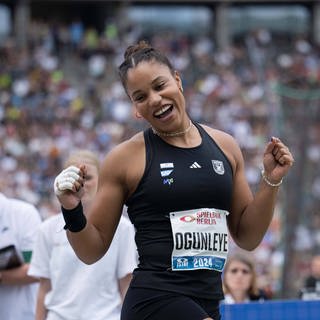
[28,150,137,320]
[0,192,41,320]
[222,253,268,304]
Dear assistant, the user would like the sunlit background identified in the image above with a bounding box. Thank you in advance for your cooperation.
[0,0,319,299]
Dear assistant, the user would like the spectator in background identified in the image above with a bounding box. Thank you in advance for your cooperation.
[70,19,84,51]
[304,254,320,290]
[28,150,137,320]
[0,192,41,320]
[300,254,320,299]
[222,253,268,304]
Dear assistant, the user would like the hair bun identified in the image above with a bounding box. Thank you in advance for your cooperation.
[124,40,152,60]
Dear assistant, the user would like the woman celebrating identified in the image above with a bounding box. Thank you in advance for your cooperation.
[54,41,294,320]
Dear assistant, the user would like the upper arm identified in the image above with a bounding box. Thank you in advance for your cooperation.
[225,136,254,241]
[205,127,254,241]
[88,151,127,250]
[87,139,141,251]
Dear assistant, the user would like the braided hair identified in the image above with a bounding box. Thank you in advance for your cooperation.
[118,40,174,91]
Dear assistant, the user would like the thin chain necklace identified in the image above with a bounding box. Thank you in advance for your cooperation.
[152,120,193,137]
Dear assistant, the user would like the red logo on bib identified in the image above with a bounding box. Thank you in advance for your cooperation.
[180,215,195,223]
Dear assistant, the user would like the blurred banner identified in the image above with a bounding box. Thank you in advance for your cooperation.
[221,299,320,320]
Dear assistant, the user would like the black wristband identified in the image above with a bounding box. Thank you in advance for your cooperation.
[62,202,87,232]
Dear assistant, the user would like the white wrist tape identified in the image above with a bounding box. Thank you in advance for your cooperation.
[54,166,81,196]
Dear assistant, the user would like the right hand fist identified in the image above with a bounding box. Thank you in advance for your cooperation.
[54,165,85,208]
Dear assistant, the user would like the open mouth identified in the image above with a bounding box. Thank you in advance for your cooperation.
[153,104,173,119]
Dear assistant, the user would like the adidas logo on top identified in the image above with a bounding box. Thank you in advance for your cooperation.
[190,162,201,168]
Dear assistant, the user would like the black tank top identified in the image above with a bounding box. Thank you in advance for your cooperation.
[126,122,233,299]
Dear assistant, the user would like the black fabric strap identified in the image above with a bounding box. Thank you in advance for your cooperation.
[62,202,87,232]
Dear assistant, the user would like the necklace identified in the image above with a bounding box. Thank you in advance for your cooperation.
[152,120,193,137]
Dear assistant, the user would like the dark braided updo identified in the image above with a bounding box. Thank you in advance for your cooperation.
[118,40,175,90]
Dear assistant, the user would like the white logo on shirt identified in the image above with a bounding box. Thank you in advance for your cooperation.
[160,163,174,177]
[211,160,225,175]
[160,163,174,169]
[190,162,201,168]
[161,170,173,177]
[160,163,174,185]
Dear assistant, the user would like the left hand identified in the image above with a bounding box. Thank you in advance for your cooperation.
[263,136,294,183]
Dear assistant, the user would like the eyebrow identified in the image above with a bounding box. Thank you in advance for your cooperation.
[131,76,167,97]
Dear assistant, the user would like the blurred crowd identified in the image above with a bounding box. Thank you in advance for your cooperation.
[0,18,320,297]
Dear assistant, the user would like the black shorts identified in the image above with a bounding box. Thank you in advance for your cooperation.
[121,287,221,320]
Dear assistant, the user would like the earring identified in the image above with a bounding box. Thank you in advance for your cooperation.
[179,86,184,93]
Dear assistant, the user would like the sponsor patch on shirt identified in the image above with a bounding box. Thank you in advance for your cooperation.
[160,163,174,185]
[211,160,225,175]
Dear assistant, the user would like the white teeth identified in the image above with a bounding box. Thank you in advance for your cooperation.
[154,105,172,116]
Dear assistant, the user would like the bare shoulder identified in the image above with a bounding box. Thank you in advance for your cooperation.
[199,124,242,171]
[200,124,236,143]
[100,132,145,196]
[101,132,144,170]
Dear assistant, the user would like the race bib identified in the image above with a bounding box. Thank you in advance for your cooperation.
[170,208,229,272]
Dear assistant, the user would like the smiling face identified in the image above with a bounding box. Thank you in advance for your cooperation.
[126,60,188,133]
